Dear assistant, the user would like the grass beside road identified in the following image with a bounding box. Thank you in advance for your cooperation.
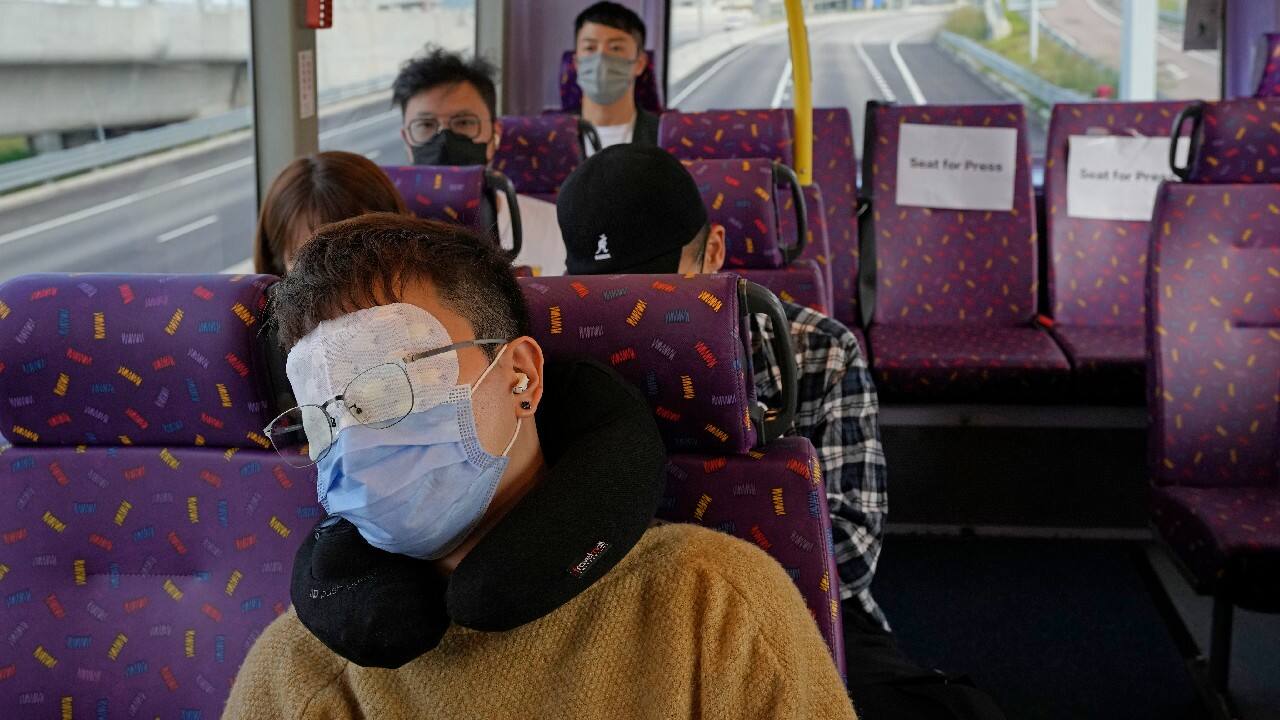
[0,137,31,165]
[946,7,1118,98]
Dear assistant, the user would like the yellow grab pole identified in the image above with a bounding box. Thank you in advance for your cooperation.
[783,0,813,186]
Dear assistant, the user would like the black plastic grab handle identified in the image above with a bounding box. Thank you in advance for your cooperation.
[578,118,603,156]
[772,162,809,266]
[743,280,797,444]
[485,169,522,261]
[1169,101,1205,181]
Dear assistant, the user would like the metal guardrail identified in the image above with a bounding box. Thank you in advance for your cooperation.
[1029,14,1118,80]
[0,76,394,196]
[937,30,1088,108]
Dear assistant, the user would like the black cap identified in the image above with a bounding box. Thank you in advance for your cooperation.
[557,144,708,275]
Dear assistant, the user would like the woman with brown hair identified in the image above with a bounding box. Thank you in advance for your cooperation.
[254,151,408,275]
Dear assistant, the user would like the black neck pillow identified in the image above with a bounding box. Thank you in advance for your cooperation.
[291,359,667,668]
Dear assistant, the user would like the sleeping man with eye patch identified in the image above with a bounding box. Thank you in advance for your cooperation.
[221,212,857,720]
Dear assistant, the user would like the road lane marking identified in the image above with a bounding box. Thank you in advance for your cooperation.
[855,40,897,102]
[0,158,250,248]
[0,111,402,248]
[770,58,793,109]
[157,214,218,244]
[669,43,755,107]
[319,110,400,140]
[890,27,929,104]
[363,149,383,160]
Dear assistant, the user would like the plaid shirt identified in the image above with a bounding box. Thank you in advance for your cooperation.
[753,302,889,628]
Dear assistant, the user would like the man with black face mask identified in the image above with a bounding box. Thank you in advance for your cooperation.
[573,2,659,156]
[392,47,567,275]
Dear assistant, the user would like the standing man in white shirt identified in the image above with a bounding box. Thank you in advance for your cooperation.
[392,48,566,276]
[574,2,660,156]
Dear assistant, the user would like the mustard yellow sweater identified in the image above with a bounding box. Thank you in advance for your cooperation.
[222,523,857,720]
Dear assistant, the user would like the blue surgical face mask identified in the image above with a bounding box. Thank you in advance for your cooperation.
[316,346,520,560]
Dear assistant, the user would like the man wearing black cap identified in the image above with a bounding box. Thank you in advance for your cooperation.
[558,143,888,627]
[558,144,931,700]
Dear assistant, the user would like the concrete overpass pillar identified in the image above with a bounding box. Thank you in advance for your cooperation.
[1120,0,1158,100]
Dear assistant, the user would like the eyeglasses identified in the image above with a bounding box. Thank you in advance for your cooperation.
[404,114,485,146]
[264,338,506,468]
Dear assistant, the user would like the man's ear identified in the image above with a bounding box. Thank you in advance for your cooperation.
[401,127,415,162]
[633,49,648,78]
[506,336,545,419]
[704,224,727,273]
[487,123,502,163]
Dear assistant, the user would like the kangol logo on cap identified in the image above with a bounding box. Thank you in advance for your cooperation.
[594,234,611,261]
[569,541,611,577]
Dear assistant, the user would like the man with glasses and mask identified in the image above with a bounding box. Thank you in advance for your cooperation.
[221,212,858,720]
[392,47,566,275]
[574,2,659,155]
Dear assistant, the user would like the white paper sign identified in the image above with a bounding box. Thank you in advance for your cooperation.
[1066,135,1187,221]
[895,124,1018,212]
[298,49,316,120]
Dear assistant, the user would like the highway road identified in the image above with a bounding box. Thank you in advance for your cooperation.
[0,8,1026,282]
[671,9,1021,148]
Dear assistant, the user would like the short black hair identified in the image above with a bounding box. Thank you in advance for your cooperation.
[272,213,529,358]
[575,2,646,48]
[391,46,498,121]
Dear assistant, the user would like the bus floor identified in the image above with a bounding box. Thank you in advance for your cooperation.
[871,534,1280,720]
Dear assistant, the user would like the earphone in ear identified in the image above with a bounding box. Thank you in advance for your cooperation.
[512,373,530,395]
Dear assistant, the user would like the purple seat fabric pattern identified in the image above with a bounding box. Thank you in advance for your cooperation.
[559,50,664,114]
[779,184,836,312]
[660,109,794,166]
[1046,102,1187,324]
[1178,99,1280,184]
[683,158,787,270]
[382,165,487,231]
[1151,486,1280,609]
[664,108,860,325]
[866,104,1038,326]
[1044,102,1190,401]
[660,436,846,677]
[1148,182,1280,605]
[869,324,1071,403]
[493,114,583,197]
[740,262,831,317]
[520,274,758,454]
[864,104,1066,401]
[795,108,861,327]
[0,445,321,720]
[1050,324,1146,404]
[1255,34,1280,97]
[0,274,278,449]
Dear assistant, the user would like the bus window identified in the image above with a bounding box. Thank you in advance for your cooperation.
[0,0,257,281]
[317,0,477,167]
[667,0,1221,156]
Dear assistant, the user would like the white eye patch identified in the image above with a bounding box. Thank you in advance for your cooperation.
[285,303,461,433]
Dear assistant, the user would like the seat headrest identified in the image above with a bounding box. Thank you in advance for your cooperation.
[520,274,760,454]
[493,114,586,197]
[0,274,283,449]
[660,109,794,166]
[1254,33,1280,97]
[1171,99,1280,184]
[381,165,522,259]
[1148,182,1280,487]
[682,158,807,269]
[559,50,664,114]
